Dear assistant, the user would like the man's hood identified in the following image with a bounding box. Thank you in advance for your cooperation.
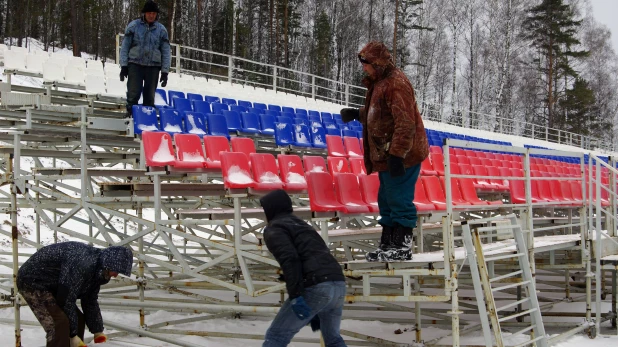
[259,189,293,223]
[359,41,395,85]
[99,246,133,276]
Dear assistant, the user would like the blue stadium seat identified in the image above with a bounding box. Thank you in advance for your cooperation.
[311,126,327,148]
[173,98,193,113]
[222,98,237,105]
[342,129,357,138]
[160,109,184,135]
[206,113,230,138]
[168,90,185,104]
[308,115,322,123]
[295,113,308,120]
[265,110,281,118]
[183,111,207,137]
[274,122,295,146]
[325,127,341,136]
[240,112,262,134]
[238,100,253,108]
[205,95,220,103]
[230,105,247,113]
[295,108,308,115]
[323,121,337,129]
[276,116,293,124]
[321,112,332,119]
[281,106,295,114]
[132,105,159,135]
[246,107,263,115]
[187,93,203,102]
[293,124,312,147]
[309,119,323,128]
[222,110,243,132]
[333,113,342,120]
[259,114,276,135]
[268,104,282,112]
[308,110,320,118]
[253,102,267,111]
[155,89,169,105]
[211,103,229,114]
[192,100,211,114]
[321,114,333,123]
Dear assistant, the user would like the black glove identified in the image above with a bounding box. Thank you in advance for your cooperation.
[119,66,128,82]
[388,155,406,177]
[340,108,360,123]
[310,315,321,332]
[160,72,168,87]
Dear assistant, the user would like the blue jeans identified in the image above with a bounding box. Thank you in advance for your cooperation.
[377,163,421,229]
[263,281,347,347]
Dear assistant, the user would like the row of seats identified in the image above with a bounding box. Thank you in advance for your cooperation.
[427,128,511,148]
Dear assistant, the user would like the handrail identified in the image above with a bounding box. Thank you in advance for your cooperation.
[115,34,615,152]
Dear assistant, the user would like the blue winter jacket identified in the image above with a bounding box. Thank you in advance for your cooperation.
[17,242,133,337]
[120,17,171,73]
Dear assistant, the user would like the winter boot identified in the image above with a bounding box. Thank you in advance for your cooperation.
[379,224,413,261]
[365,225,394,261]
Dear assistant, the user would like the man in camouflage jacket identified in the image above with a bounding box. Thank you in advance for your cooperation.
[17,242,133,347]
[340,41,429,262]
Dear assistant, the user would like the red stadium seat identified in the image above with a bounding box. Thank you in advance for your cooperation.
[303,155,327,173]
[306,171,346,212]
[327,156,350,177]
[349,157,368,176]
[142,131,176,167]
[439,177,471,206]
[421,157,437,176]
[359,174,380,212]
[173,133,207,168]
[230,137,256,160]
[250,153,284,191]
[458,178,499,205]
[429,153,445,176]
[343,136,363,158]
[326,135,347,157]
[203,135,230,169]
[421,176,447,210]
[334,173,371,213]
[220,152,256,189]
[277,154,307,191]
[414,178,438,211]
[429,145,442,154]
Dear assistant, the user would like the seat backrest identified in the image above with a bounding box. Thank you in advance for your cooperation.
[349,157,367,175]
[240,112,261,132]
[5,50,26,70]
[142,131,176,167]
[168,90,186,103]
[306,171,344,212]
[222,110,242,131]
[64,65,85,85]
[192,100,211,114]
[206,113,230,138]
[274,122,295,146]
[105,79,126,98]
[359,174,379,205]
[278,154,307,188]
[43,62,65,82]
[183,111,207,136]
[211,103,229,114]
[310,126,326,147]
[440,176,466,203]
[327,156,350,176]
[230,137,256,158]
[430,153,445,175]
[281,106,295,114]
[250,153,283,186]
[303,156,327,173]
[276,115,293,124]
[230,105,247,114]
[343,136,362,157]
[268,104,282,112]
[160,109,184,134]
[220,152,256,189]
[335,172,369,211]
[205,95,220,103]
[308,110,320,118]
[259,114,276,133]
[174,133,206,164]
[26,53,46,73]
[238,100,253,108]
[186,93,203,102]
[155,89,168,105]
[293,124,312,147]
[422,176,446,203]
[85,74,106,94]
[132,106,159,135]
[326,135,346,157]
[295,108,308,115]
[221,98,237,105]
[204,135,230,163]
[253,102,267,110]
[294,118,310,127]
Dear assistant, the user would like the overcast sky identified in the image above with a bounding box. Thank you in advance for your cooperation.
[589,0,618,53]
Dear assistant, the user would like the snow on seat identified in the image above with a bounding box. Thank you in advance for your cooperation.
[274,122,294,146]
[85,74,106,95]
[293,124,312,147]
[249,153,283,191]
[132,106,159,135]
[334,173,371,213]
[183,111,207,137]
[104,78,127,98]
[220,152,256,189]
[173,133,206,169]
[203,135,230,169]
[326,135,346,157]
[64,65,85,86]
[303,156,327,174]
[25,53,46,73]
[160,109,184,135]
[327,156,350,177]
[310,126,327,149]
[4,49,26,71]
[343,136,363,158]
[306,171,346,212]
[277,154,307,192]
[142,131,176,168]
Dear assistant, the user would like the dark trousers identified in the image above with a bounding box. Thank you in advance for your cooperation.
[20,289,85,347]
[377,163,421,229]
[126,63,161,115]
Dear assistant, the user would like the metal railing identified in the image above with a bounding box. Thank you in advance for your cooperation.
[116,35,615,153]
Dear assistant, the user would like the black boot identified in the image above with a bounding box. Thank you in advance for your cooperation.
[379,224,413,261]
[365,225,394,262]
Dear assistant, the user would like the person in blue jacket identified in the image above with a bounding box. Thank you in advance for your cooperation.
[119,0,171,116]
[17,242,133,347]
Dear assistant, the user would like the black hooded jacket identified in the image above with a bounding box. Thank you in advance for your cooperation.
[17,242,133,337]
[260,190,345,298]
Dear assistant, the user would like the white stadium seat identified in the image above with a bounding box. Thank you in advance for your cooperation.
[4,50,26,71]
[25,53,47,74]
[104,79,127,98]
[43,62,65,83]
[85,74,106,95]
[64,65,85,86]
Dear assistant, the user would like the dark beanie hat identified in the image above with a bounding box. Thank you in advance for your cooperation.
[142,0,160,13]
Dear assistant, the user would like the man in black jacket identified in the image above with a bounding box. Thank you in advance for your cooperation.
[260,189,347,347]
[17,242,133,347]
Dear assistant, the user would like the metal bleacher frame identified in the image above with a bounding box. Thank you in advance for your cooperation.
[0,41,617,347]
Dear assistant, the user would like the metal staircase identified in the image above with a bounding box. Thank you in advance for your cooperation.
[462,214,548,347]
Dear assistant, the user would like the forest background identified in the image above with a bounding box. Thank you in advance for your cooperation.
[1,0,616,146]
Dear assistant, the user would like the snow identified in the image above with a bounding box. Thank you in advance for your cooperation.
[309,166,325,172]
[330,152,344,156]
[138,124,158,132]
[294,125,310,143]
[286,172,306,185]
[276,123,287,130]
[227,165,254,184]
[163,124,182,133]
[258,172,282,184]
[335,159,344,172]
[154,93,168,106]
[313,134,324,145]
[348,151,361,157]
[152,140,175,162]
[181,151,205,162]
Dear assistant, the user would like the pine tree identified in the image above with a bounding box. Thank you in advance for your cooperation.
[522,0,589,130]
[311,10,332,98]
[558,78,600,137]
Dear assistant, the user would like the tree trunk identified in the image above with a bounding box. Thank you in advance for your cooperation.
[269,0,273,64]
[392,0,398,65]
[70,0,80,56]
[283,0,288,68]
[169,0,177,43]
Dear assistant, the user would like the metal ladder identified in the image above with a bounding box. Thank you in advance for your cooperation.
[462,214,548,347]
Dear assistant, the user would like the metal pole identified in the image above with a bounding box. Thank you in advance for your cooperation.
[228,56,233,83]
[312,76,316,100]
[12,133,21,347]
[115,34,120,65]
[176,44,181,74]
[272,66,277,92]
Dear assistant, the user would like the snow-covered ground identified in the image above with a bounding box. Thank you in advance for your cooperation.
[0,38,616,346]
